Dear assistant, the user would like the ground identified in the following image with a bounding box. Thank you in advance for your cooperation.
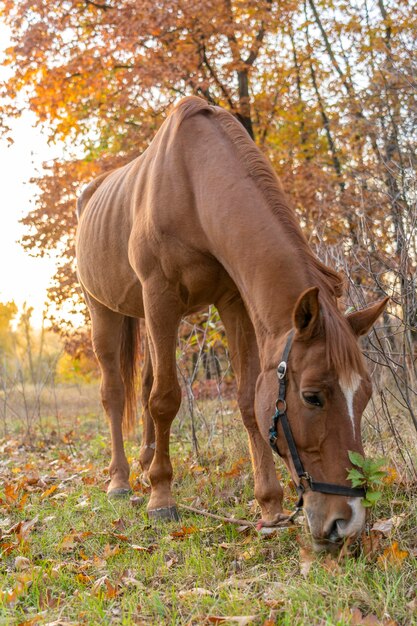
[0,388,416,625]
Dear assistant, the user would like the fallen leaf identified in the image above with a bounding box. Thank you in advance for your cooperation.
[5,483,19,503]
[60,531,92,551]
[299,547,315,577]
[383,467,398,485]
[372,514,406,537]
[14,556,31,570]
[130,544,156,553]
[50,493,68,501]
[377,541,408,569]
[207,616,257,625]
[222,457,249,478]
[361,530,384,559]
[74,497,89,509]
[102,543,121,559]
[178,587,213,598]
[321,554,342,574]
[112,518,127,531]
[91,575,120,598]
[40,485,58,499]
[372,519,394,536]
[170,526,198,539]
[76,573,93,584]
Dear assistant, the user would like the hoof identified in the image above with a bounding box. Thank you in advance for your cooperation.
[107,487,133,499]
[147,505,180,521]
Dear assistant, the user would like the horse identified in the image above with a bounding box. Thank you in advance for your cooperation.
[76,96,388,553]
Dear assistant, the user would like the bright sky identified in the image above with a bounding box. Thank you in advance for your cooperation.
[0,24,61,327]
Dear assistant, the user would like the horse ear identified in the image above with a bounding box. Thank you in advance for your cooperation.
[293,287,321,338]
[347,297,389,337]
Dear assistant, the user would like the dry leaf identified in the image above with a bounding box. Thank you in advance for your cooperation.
[40,485,58,499]
[130,544,156,553]
[372,514,406,537]
[377,541,408,569]
[170,526,198,539]
[14,556,31,570]
[74,497,89,509]
[361,530,384,559]
[299,547,315,577]
[207,616,257,625]
[321,554,342,574]
[112,518,127,531]
[178,587,213,598]
[102,543,121,559]
[76,573,92,584]
[91,575,120,598]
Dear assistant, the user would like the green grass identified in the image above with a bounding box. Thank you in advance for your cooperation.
[0,406,416,625]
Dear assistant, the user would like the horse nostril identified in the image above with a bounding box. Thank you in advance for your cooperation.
[326,519,342,543]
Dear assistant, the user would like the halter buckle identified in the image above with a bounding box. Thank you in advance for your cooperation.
[300,472,313,488]
[277,361,287,379]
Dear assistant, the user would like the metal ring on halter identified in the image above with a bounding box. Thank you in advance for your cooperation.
[275,398,287,414]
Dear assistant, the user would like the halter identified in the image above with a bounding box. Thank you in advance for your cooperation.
[269,329,366,508]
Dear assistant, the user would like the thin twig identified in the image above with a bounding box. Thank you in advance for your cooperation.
[178,503,298,528]
[179,503,256,526]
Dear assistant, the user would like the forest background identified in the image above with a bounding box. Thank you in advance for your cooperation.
[0,1,416,624]
[1,0,416,457]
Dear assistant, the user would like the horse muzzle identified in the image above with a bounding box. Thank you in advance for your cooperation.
[304,495,366,553]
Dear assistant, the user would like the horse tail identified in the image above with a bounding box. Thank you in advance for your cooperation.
[120,315,141,437]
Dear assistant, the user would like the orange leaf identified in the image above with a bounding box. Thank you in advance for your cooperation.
[40,485,57,499]
[170,526,198,539]
[102,543,121,559]
[377,541,408,568]
[76,573,93,584]
[5,483,19,503]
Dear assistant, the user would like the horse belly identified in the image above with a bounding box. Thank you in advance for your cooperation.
[76,202,144,318]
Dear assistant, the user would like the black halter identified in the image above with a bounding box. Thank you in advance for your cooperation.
[268,330,366,508]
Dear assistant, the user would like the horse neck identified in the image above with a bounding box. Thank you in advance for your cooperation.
[198,169,330,367]
[198,181,334,369]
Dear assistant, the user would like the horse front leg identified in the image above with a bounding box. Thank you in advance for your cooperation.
[139,334,155,480]
[218,294,286,524]
[143,279,183,520]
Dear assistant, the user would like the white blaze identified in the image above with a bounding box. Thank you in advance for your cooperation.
[339,373,361,435]
[336,497,366,537]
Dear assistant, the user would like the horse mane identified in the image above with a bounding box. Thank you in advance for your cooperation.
[171,96,365,383]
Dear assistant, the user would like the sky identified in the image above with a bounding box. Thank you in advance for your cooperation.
[0,24,61,327]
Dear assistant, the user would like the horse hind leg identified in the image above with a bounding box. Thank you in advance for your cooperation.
[88,297,139,497]
[142,278,183,521]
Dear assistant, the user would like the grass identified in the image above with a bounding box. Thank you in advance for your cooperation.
[0,397,416,625]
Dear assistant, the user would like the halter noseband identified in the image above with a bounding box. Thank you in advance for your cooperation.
[269,329,366,508]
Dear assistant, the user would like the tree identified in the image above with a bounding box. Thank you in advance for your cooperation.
[1,0,416,335]
[0,300,17,357]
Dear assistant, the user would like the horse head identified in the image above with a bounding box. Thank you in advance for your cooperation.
[256,287,388,552]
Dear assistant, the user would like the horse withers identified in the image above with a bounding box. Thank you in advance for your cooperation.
[75,97,388,552]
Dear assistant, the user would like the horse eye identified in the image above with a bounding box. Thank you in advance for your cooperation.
[302,392,323,407]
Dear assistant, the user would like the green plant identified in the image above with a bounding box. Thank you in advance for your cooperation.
[347,451,388,508]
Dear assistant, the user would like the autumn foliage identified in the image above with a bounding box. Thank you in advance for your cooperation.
[0,1,415,330]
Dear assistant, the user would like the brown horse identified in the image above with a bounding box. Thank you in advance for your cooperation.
[76,97,387,552]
